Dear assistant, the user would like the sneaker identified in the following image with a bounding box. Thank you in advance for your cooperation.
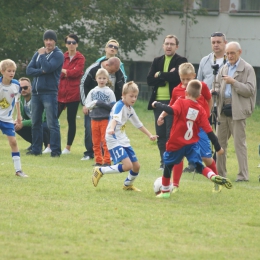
[51,154,60,158]
[62,148,71,154]
[212,183,222,193]
[257,164,260,168]
[15,171,28,177]
[81,155,93,161]
[183,165,195,173]
[26,145,32,151]
[42,147,52,154]
[211,175,232,189]
[123,185,141,192]
[156,192,170,198]
[26,151,41,156]
[171,186,179,194]
[158,164,164,171]
[92,163,102,166]
[92,167,103,187]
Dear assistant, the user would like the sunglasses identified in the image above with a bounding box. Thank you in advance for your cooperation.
[66,40,77,45]
[211,32,224,37]
[21,86,29,90]
[107,44,119,50]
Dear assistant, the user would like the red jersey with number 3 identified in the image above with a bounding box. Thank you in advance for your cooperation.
[169,81,211,118]
[166,98,213,151]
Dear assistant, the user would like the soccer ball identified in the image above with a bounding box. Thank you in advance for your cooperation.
[153,176,173,195]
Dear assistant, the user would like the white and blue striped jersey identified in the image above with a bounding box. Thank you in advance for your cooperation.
[106,100,143,149]
[0,78,21,123]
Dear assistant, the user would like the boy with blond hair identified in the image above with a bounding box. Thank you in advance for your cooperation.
[92,81,157,191]
[152,80,232,199]
[0,59,28,177]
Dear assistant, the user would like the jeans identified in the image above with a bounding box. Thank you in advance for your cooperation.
[84,114,94,158]
[31,94,61,155]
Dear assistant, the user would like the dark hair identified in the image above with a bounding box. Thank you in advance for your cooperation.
[64,33,79,43]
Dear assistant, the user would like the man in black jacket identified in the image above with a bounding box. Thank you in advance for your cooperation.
[79,57,126,161]
[147,35,187,169]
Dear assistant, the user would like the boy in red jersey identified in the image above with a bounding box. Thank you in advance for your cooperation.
[158,63,221,193]
[152,79,232,198]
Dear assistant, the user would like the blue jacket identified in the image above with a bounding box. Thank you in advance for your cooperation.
[26,46,64,95]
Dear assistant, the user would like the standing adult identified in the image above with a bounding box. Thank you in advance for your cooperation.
[197,32,228,128]
[56,33,85,155]
[14,77,49,149]
[215,41,256,182]
[26,29,64,157]
[147,35,187,169]
[80,57,125,161]
[96,39,127,81]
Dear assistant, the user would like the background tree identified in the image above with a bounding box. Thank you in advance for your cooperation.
[0,0,198,78]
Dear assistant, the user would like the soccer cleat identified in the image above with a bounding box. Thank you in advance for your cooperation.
[15,171,28,178]
[123,185,141,192]
[156,192,170,198]
[171,186,179,194]
[211,175,232,189]
[212,183,222,193]
[92,167,103,187]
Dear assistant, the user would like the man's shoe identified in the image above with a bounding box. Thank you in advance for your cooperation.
[51,154,60,157]
[183,165,195,173]
[26,151,41,156]
[235,179,249,182]
[212,183,222,193]
[81,155,93,161]
[156,192,170,198]
[158,164,164,171]
[26,145,32,151]
[92,167,103,187]
[15,171,28,177]
[123,185,141,192]
[42,147,52,154]
[171,186,179,194]
[211,175,232,189]
[62,148,71,154]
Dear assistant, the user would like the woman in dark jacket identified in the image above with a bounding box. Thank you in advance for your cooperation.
[57,33,85,154]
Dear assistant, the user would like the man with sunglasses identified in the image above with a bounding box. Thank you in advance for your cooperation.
[14,77,49,150]
[80,56,126,161]
[96,39,127,81]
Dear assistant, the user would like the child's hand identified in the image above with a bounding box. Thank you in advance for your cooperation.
[149,134,158,141]
[217,148,224,155]
[157,116,164,126]
[107,129,115,135]
[151,101,157,108]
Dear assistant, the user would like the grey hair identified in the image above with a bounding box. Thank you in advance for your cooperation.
[226,41,241,50]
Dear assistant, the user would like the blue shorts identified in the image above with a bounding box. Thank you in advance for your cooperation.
[163,143,203,170]
[0,121,15,136]
[198,128,212,158]
[109,145,138,164]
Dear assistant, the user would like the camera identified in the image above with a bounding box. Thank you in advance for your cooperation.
[211,64,219,75]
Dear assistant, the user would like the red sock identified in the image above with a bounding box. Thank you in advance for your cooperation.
[172,161,183,187]
[162,176,171,193]
[202,167,216,179]
[206,160,218,175]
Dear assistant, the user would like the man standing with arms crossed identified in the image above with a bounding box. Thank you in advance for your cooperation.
[26,29,63,157]
[147,35,187,170]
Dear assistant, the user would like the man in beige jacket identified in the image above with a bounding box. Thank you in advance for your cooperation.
[215,41,256,182]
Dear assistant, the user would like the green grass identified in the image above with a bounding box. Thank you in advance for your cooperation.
[1,101,260,260]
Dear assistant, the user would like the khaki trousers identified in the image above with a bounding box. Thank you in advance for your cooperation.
[216,113,249,180]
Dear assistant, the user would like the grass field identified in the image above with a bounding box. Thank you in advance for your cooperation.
[1,101,260,260]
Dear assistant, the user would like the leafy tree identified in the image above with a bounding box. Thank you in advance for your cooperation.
[0,0,197,77]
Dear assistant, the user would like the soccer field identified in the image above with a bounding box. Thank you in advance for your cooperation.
[1,101,260,260]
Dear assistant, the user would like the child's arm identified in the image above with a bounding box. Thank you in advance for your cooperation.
[15,102,22,125]
[207,131,224,155]
[157,111,168,126]
[152,101,174,114]
[138,126,158,141]
[107,119,117,135]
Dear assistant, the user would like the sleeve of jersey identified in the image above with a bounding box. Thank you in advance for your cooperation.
[201,82,212,101]
[111,101,124,123]
[154,102,174,114]
[207,132,221,152]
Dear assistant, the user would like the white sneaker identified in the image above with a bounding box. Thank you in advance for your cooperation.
[62,148,71,154]
[42,147,52,154]
[81,155,91,161]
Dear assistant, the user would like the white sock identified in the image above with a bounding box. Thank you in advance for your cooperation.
[12,155,21,172]
[100,164,123,174]
[124,170,138,186]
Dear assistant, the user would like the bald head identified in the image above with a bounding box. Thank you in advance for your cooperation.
[105,57,121,74]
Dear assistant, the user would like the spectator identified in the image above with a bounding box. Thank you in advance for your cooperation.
[26,29,64,157]
[55,33,85,155]
[197,32,227,128]
[215,41,256,182]
[96,39,127,81]
[14,77,49,150]
[79,57,126,161]
[147,35,187,170]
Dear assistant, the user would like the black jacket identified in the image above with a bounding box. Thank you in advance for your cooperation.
[147,53,187,110]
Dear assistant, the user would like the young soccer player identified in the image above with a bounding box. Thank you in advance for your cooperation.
[158,63,220,192]
[85,68,116,166]
[0,59,28,177]
[152,79,232,198]
[92,81,158,191]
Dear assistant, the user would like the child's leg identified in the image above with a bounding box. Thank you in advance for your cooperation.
[7,136,21,172]
[202,157,218,175]
[161,163,174,192]
[172,160,183,187]
[100,119,110,165]
[91,120,103,164]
